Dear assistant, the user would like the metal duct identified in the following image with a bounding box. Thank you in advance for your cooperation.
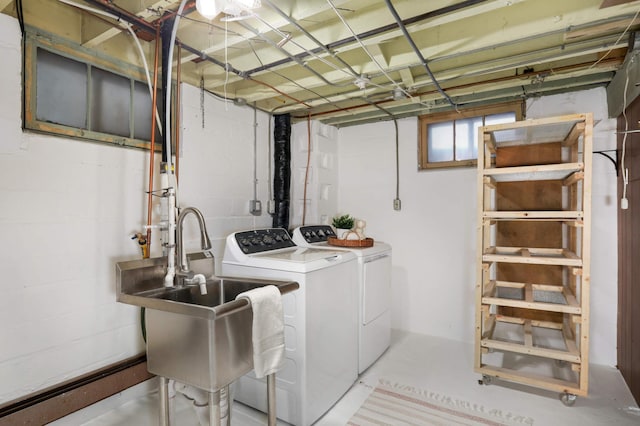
[272,114,291,230]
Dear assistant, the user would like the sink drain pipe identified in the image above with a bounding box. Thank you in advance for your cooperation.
[272,114,291,230]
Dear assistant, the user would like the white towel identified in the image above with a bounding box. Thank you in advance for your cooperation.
[236,285,285,379]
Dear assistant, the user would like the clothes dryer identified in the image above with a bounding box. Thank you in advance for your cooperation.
[292,225,391,373]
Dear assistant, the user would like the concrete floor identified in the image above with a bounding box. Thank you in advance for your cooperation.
[52,331,640,425]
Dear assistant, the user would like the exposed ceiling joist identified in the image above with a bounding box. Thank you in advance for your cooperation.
[6,0,640,127]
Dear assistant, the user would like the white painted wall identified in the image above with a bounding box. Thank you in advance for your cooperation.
[0,10,620,405]
[0,14,273,403]
[336,89,619,366]
[289,120,340,228]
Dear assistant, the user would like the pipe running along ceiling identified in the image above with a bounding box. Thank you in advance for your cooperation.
[4,0,640,127]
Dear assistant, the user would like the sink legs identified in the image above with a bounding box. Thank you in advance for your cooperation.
[209,388,220,425]
[267,373,276,426]
[156,377,271,425]
[159,377,170,426]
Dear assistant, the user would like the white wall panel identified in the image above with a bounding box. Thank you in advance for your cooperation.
[337,88,618,366]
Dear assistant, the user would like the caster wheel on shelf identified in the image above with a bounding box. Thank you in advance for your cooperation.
[559,392,577,406]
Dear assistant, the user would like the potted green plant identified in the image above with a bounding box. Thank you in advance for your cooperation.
[332,214,355,239]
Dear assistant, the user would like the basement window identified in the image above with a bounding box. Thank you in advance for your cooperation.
[418,102,523,170]
[24,32,162,150]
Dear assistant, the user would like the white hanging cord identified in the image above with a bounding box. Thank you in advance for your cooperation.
[325,0,442,112]
[590,7,640,70]
[200,76,206,129]
[325,0,408,95]
[620,66,631,209]
[224,18,230,110]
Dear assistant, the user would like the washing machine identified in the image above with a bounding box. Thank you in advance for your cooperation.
[222,228,358,426]
[292,225,392,374]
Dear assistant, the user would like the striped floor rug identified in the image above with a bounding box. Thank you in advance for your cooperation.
[348,379,534,426]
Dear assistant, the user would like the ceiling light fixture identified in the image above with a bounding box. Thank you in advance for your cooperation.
[354,76,370,90]
[196,0,261,20]
[196,0,222,20]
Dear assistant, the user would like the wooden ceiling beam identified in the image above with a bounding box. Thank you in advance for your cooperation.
[0,0,13,12]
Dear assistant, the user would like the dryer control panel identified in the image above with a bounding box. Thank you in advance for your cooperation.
[233,228,296,254]
[297,225,336,243]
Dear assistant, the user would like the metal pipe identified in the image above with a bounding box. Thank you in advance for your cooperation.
[236,20,352,88]
[244,0,488,76]
[159,376,170,426]
[267,373,276,426]
[175,43,182,185]
[162,0,189,288]
[383,0,456,108]
[366,100,400,208]
[302,114,311,225]
[262,0,360,77]
[82,0,155,36]
[146,24,162,258]
[178,41,246,78]
[292,57,621,120]
[253,102,258,202]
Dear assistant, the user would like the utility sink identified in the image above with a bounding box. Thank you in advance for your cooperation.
[116,252,298,392]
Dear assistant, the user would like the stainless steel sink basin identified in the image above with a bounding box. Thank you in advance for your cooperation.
[116,252,298,392]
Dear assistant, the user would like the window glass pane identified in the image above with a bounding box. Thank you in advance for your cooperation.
[455,117,482,161]
[485,112,516,126]
[427,121,454,162]
[91,67,131,137]
[36,48,87,129]
[133,81,152,141]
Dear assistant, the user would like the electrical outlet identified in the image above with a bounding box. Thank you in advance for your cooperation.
[250,200,262,216]
[393,198,402,211]
[267,200,276,215]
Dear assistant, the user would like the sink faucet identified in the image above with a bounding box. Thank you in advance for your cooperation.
[176,207,212,286]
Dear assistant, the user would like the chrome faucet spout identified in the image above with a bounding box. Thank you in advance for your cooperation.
[176,207,212,278]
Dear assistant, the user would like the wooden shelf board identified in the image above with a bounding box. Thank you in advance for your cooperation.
[475,365,586,396]
[482,297,582,314]
[482,280,582,314]
[483,162,584,182]
[482,318,581,363]
[483,247,582,266]
[481,114,586,147]
[483,211,583,219]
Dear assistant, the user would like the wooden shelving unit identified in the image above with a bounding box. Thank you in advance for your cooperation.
[474,113,592,405]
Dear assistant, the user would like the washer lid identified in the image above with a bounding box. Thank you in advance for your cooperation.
[223,228,356,273]
[292,225,392,257]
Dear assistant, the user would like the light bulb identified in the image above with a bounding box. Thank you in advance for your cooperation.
[221,0,261,15]
[196,0,221,20]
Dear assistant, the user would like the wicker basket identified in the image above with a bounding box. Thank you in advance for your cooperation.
[327,236,374,247]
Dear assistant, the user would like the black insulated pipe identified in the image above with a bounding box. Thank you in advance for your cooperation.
[272,114,292,230]
[161,19,173,164]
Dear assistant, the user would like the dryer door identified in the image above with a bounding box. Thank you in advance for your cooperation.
[362,253,391,324]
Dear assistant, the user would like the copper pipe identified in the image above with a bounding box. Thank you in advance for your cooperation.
[248,77,312,109]
[302,113,311,225]
[293,57,623,120]
[156,0,196,24]
[175,43,182,185]
[145,24,162,258]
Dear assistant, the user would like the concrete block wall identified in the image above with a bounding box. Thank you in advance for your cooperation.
[0,13,273,403]
[0,12,149,401]
[336,89,619,366]
[289,120,339,228]
[178,85,273,271]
